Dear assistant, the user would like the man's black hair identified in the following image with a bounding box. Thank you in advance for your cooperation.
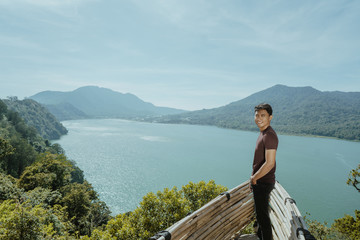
[254,103,273,116]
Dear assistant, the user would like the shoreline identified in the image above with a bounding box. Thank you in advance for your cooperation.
[59,117,360,143]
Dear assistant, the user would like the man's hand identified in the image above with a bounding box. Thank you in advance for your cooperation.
[250,176,257,185]
[250,149,276,189]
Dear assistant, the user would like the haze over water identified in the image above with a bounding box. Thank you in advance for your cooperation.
[54,119,360,223]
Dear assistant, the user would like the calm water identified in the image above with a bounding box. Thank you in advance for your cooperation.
[54,119,360,223]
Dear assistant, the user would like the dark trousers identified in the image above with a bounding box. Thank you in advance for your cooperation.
[252,183,274,240]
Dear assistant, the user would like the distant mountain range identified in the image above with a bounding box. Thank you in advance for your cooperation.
[151,84,360,141]
[30,86,187,121]
[29,84,360,141]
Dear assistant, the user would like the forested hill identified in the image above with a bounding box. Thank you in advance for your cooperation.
[3,97,68,140]
[0,99,111,238]
[152,85,360,141]
[30,86,187,121]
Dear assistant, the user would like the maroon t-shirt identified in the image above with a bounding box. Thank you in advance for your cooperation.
[252,126,278,184]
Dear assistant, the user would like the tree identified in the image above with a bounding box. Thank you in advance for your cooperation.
[0,199,72,239]
[0,137,15,163]
[18,153,72,191]
[182,180,227,211]
[0,173,23,201]
[0,99,7,120]
[49,143,65,155]
[24,187,62,208]
[307,164,360,239]
[331,165,360,240]
[347,164,360,192]
[60,181,111,236]
[5,137,36,178]
[89,180,227,240]
[61,183,92,235]
[69,160,85,184]
[333,210,360,240]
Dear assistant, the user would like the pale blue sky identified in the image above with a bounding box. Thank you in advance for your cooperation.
[0,0,359,110]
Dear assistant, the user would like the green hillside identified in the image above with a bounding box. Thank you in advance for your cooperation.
[3,98,68,140]
[0,98,111,238]
[152,85,360,141]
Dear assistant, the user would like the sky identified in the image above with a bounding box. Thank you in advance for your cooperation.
[0,0,359,110]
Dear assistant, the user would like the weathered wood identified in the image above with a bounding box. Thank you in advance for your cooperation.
[152,181,311,240]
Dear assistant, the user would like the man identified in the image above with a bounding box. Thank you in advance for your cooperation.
[250,103,278,240]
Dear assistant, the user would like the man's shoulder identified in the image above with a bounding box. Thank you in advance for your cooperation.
[263,126,278,142]
[264,126,277,136]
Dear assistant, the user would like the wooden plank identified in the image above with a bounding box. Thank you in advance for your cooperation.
[153,181,311,240]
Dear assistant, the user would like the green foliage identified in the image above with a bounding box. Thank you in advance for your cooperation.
[6,110,38,141]
[330,165,360,240]
[304,213,350,240]
[332,210,360,240]
[2,152,111,238]
[61,183,92,233]
[152,85,360,141]
[139,187,191,237]
[0,100,7,120]
[240,219,256,235]
[0,106,60,177]
[24,187,62,208]
[0,173,24,201]
[60,181,111,236]
[3,98,68,140]
[5,136,37,178]
[347,164,360,192]
[0,137,15,160]
[0,98,111,238]
[69,160,85,184]
[182,180,227,211]
[18,153,73,191]
[306,163,360,240]
[90,180,227,240]
[0,199,72,239]
[49,143,65,155]
[15,152,109,236]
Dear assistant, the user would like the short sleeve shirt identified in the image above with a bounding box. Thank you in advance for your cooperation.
[252,126,278,184]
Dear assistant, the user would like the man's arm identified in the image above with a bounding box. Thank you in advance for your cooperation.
[251,149,276,185]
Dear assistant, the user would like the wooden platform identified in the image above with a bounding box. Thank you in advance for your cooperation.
[150,181,312,240]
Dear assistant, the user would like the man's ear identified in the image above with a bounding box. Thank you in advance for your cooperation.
[269,115,273,121]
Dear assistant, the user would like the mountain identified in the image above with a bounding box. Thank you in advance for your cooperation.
[44,102,89,121]
[30,86,187,121]
[152,85,360,141]
[3,98,68,140]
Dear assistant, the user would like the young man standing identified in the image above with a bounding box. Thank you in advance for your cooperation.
[250,103,278,240]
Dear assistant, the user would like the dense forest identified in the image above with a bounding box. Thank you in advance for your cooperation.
[151,85,360,141]
[0,99,112,238]
[3,97,68,140]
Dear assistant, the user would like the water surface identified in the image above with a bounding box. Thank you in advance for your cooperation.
[54,119,360,223]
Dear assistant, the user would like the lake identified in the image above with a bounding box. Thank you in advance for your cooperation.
[53,119,360,223]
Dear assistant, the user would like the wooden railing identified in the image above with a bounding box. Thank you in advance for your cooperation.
[269,183,314,240]
[150,181,315,240]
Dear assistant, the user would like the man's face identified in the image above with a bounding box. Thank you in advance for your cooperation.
[254,109,272,131]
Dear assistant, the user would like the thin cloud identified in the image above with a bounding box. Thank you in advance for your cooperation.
[0,0,91,7]
[0,0,359,110]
